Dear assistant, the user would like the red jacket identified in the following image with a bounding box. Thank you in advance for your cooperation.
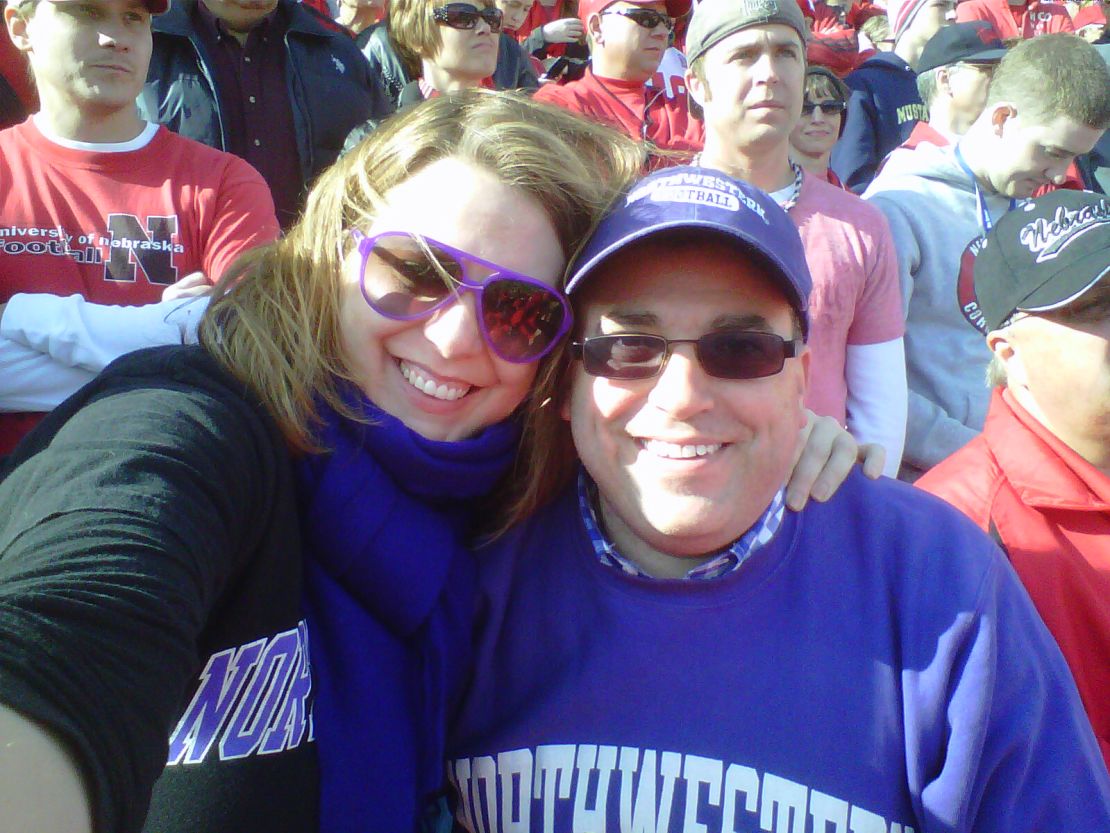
[532,68,704,155]
[955,0,1073,39]
[918,388,1110,770]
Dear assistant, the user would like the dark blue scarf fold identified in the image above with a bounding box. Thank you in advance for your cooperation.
[296,390,518,832]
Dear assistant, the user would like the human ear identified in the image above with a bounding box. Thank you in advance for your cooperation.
[987,327,1025,385]
[989,103,1017,137]
[937,66,953,98]
[686,68,706,108]
[559,391,572,421]
[5,6,33,53]
[587,12,603,45]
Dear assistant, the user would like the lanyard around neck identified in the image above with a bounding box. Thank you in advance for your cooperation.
[954,143,1016,237]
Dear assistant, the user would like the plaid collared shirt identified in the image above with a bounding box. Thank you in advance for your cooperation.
[576,469,786,581]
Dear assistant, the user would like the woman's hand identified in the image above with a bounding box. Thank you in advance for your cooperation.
[786,410,886,511]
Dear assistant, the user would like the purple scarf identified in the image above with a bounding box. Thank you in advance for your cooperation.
[296,389,519,832]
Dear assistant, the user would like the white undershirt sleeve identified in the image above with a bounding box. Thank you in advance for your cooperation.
[1,293,209,372]
[845,337,907,478]
[0,337,96,412]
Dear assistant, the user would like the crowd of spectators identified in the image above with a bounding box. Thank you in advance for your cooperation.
[1,0,1109,829]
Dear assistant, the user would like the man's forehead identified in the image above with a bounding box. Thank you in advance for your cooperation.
[606,0,669,11]
[573,237,793,321]
[1014,112,1103,154]
[44,0,157,11]
[708,22,804,53]
[591,304,775,331]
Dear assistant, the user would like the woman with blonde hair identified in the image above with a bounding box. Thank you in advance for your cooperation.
[0,91,642,833]
[362,0,538,109]
[0,90,869,833]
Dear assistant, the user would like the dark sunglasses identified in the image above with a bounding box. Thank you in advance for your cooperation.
[433,3,503,31]
[571,330,802,381]
[801,100,847,117]
[351,230,571,364]
[601,7,675,30]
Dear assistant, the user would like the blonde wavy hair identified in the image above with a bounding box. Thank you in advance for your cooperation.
[199,91,642,527]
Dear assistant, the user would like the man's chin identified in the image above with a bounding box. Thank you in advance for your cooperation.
[1003,178,1041,199]
[639,505,755,555]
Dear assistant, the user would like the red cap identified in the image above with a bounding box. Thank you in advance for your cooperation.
[578,0,692,25]
[1073,3,1107,29]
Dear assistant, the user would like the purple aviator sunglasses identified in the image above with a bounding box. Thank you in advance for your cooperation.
[350,230,573,364]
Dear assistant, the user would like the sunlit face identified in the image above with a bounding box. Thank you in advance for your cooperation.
[591,0,670,83]
[789,98,842,161]
[199,0,279,33]
[688,24,806,153]
[987,110,1104,198]
[942,61,994,135]
[495,0,532,31]
[907,0,954,44]
[430,0,500,82]
[339,157,564,442]
[7,0,152,116]
[994,279,1110,463]
[563,238,809,572]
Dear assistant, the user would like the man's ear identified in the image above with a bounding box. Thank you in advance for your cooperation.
[587,12,604,45]
[686,68,706,108]
[5,6,33,54]
[989,102,1018,137]
[796,344,811,421]
[936,66,952,99]
[987,326,1024,385]
[559,393,572,421]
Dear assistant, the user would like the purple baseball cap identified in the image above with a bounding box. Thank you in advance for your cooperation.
[566,166,812,336]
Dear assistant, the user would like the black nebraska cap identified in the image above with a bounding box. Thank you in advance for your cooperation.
[969,191,1110,333]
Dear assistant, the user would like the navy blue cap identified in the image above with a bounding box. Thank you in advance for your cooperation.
[567,166,812,335]
[916,21,1007,75]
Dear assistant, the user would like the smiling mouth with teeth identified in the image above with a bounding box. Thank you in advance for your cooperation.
[641,439,725,459]
[400,361,472,402]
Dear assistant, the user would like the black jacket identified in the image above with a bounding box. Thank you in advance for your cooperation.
[0,346,312,833]
[139,0,394,188]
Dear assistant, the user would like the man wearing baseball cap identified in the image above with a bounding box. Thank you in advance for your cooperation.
[864,34,1110,481]
[446,166,1110,831]
[0,0,279,457]
[685,0,908,476]
[830,0,951,192]
[919,190,1110,769]
[902,21,1006,150]
[532,0,703,155]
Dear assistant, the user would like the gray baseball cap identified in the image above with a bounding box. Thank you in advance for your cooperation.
[686,0,808,65]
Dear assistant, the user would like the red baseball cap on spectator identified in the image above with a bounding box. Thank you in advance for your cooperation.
[578,0,693,26]
[1074,3,1107,29]
[808,31,866,77]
